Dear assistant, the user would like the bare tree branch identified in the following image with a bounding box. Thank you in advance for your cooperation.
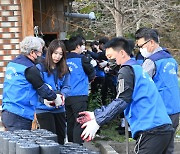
[96,0,115,17]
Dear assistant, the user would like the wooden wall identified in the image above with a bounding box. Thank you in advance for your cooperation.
[33,0,66,38]
[0,0,69,103]
[20,0,34,38]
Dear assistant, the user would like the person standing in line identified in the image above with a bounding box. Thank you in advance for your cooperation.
[1,36,61,131]
[77,37,174,154]
[89,41,105,100]
[35,39,70,145]
[86,37,109,61]
[65,35,95,145]
[135,27,180,154]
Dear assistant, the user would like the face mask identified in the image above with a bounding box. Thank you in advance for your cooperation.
[34,56,43,64]
[140,48,152,58]
[109,58,116,64]
[81,45,86,51]
[92,47,97,53]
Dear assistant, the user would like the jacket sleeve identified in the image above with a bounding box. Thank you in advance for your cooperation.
[25,66,56,101]
[94,65,135,126]
[142,59,156,77]
[94,98,128,126]
[81,55,96,82]
[60,73,71,98]
[36,84,57,101]
[86,50,99,59]
[87,50,107,61]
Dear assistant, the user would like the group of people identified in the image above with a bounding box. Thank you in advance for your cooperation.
[87,37,120,105]
[77,28,180,154]
[2,35,95,145]
[1,27,180,154]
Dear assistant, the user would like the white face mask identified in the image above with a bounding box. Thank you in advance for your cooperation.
[81,45,86,51]
[140,48,152,58]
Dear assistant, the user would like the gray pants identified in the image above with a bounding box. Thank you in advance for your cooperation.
[166,113,180,154]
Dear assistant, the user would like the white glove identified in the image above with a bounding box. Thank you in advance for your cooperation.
[99,61,108,68]
[81,119,100,142]
[61,94,65,104]
[45,83,53,90]
[90,59,97,67]
[104,66,110,73]
[53,94,64,107]
[44,99,53,108]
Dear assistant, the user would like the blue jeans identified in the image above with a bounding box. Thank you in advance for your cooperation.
[1,110,32,131]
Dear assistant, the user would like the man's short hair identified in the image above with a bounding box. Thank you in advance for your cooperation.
[20,36,42,54]
[38,37,45,47]
[66,36,84,52]
[99,37,109,45]
[90,41,99,47]
[104,37,131,56]
[135,27,159,43]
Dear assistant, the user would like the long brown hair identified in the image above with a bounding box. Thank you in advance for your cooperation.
[45,39,69,78]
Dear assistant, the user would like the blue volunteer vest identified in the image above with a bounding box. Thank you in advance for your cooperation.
[66,52,89,96]
[149,50,180,115]
[35,64,67,112]
[2,55,38,120]
[135,52,144,65]
[95,66,105,77]
[123,59,172,138]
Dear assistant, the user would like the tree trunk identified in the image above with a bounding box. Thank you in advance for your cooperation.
[115,14,123,37]
[114,0,123,36]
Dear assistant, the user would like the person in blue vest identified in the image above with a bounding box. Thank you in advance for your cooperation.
[35,39,70,145]
[77,37,174,154]
[135,27,180,154]
[2,36,62,131]
[65,35,96,145]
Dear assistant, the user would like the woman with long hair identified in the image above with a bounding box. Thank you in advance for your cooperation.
[36,39,70,145]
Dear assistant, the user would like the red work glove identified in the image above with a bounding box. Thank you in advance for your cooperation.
[77,111,95,124]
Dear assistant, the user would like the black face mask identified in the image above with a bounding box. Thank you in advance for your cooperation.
[34,56,43,64]
[92,47,98,53]
[109,58,116,63]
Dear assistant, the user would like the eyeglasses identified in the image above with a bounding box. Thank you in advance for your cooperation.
[136,40,151,48]
[32,50,43,57]
[32,49,43,54]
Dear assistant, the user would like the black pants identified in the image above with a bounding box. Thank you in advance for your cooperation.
[91,77,104,94]
[134,125,174,154]
[166,113,179,154]
[101,74,116,105]
[36,112,66,145]
[65,96,88,145]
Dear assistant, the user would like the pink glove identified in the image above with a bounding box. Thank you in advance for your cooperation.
[77,111,95,124]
